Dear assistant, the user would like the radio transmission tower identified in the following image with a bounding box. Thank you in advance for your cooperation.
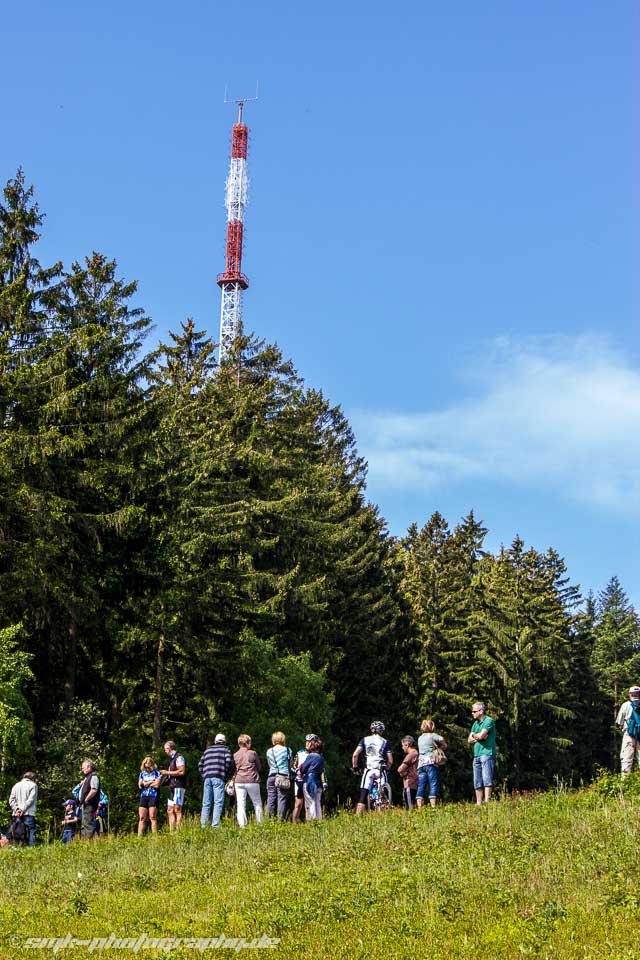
[217,96,255,363]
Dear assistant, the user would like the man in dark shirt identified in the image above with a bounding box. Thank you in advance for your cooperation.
[160,741,186,830]
[78,760,101,839]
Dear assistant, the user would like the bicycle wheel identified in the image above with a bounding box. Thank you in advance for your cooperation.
[367,783,391,812]
[380,783,392,809]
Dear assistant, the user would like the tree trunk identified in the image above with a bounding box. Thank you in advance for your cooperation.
[152,628,165,750]
[613,680,619,771]
[64,616,77,713]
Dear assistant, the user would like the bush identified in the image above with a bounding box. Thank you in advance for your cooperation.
[37,701,107,831]
[584,768,640,802]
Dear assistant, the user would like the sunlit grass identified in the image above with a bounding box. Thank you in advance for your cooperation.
[1,785,638,959]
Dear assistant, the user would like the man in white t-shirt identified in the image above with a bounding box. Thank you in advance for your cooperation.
[352,721,393,815]
[616,685,640,776]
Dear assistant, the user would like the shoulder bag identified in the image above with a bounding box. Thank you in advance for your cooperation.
[271,748,291,790]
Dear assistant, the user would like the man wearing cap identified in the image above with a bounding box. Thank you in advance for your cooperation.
[616,686,640,776]
[198,733,234,827]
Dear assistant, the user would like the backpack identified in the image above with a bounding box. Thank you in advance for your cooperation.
[96,791,109,834]
[72,778,104,807]
[627,705,640,740]
[6,816,26,843]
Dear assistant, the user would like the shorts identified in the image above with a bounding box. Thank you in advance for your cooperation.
[168,787,185,807]
[417,763,441,799]
[295,780,304,800]
[473,755,495,789]
[358,768,383,805]
[139,795,158,809]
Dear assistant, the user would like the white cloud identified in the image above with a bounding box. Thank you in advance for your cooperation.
[353,336,640,515]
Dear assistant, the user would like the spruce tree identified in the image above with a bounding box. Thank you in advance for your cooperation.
[0,174,150,730]
[120,331,403,760]
[474,538,577,787]
[591,577,640,765]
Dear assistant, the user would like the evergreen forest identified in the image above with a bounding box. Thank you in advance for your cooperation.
[1,171,638,825]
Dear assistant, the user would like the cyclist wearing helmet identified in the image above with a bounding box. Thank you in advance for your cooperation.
[352,721,393,815]
[292,734,319,823]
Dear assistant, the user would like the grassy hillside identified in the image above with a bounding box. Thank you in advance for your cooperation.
[0,785,638,960]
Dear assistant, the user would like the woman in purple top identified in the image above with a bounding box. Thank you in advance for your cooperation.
[233,734,263,827]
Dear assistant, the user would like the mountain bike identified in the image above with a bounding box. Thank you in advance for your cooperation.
[367,767,392,812]
[348,764,392,812]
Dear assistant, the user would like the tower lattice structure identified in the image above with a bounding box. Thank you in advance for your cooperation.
[217,102,250,362]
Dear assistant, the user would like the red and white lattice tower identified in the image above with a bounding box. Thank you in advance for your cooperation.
[216,101,251,362]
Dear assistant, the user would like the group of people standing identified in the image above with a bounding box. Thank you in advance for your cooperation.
[136,732,326,835]
[127,691,640,837]
[111,706,499,838]
[142,705,497,835]
[0,760,104,848]
[351,705,496,814]
[5,689,640,846]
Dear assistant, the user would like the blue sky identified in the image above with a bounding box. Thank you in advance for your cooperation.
[4,1,638,606]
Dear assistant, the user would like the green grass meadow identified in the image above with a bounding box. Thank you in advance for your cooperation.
[1,786,639,960]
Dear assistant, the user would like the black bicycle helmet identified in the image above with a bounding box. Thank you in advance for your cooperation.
[370,720,385,734]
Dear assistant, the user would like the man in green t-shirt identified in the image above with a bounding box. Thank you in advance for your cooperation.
[467,702,496,805]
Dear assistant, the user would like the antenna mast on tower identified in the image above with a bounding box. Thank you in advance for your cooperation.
[217,89,257,363]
